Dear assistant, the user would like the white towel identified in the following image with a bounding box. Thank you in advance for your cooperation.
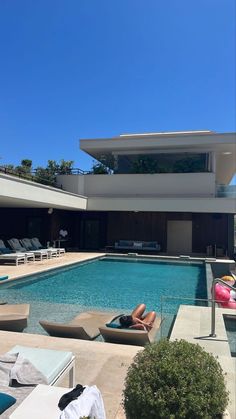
[60,385,106,419]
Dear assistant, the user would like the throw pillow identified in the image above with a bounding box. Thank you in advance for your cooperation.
[106,323,122,329]
[0,393,16,414]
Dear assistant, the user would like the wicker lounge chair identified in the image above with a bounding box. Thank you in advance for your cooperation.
[39,311,119,340]
[99,316,162,346]
[0,304,30,332]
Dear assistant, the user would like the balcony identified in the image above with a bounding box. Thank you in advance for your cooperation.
[57,172,216,198]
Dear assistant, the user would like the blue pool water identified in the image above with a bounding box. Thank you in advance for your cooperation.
[0,257,207,335]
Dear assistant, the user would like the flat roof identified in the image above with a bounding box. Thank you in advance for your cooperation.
[119,130,214,137]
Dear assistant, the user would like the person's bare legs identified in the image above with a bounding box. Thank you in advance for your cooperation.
[143,311,156,331]
[131,303,146,319]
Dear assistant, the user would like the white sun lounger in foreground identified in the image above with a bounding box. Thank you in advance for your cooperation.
[9,383,106,419]
[0,346,75,418]
[7,346,75,387]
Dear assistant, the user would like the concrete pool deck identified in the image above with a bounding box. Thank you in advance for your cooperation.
[0,252,235,417]
[171,305,236,419]
[0,329,140,418]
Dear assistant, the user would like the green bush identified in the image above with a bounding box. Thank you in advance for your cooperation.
[123,339,229,419]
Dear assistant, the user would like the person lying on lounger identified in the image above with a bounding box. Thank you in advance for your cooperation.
[119,303,156,332]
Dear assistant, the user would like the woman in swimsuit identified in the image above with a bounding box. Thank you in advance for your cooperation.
[119,303,156,332]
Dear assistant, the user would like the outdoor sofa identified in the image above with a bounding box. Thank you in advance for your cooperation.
[114,240,161,252]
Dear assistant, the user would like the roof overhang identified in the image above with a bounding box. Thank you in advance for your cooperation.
[0,173,87,210]
[80,131,236,184]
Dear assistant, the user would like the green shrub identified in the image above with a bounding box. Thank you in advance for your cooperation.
[123,339,229,419]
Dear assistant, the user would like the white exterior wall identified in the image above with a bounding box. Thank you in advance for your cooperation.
[87,197,236,213]
[58,173,216,197]
[57,174,85,195]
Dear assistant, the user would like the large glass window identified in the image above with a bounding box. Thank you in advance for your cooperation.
[116,153,210,174]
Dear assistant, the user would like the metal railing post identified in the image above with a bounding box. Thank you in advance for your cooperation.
[210,280,217,337]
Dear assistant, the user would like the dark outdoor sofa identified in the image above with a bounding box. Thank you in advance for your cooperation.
[114,240,161,252]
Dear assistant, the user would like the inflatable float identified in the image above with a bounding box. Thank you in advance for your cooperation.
[213,276,236,309]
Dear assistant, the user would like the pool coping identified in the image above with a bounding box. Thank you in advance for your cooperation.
[0,252,234,285]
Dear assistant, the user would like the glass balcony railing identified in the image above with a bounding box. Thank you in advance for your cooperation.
[216,184,236,198]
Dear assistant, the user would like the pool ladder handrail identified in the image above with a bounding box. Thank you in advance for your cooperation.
[210,277,236,337]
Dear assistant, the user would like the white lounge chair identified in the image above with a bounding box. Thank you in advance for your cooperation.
[9,383,105,419]
[0,346,75,417]
[0,240,27,266]
[7,346,75,387]
[9,384,74,419]
[7,239,35,262]
[20,238,49,261]
[0,252,26,266]
[31,237,65,257]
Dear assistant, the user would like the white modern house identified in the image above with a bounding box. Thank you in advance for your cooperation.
[0,130,235,256]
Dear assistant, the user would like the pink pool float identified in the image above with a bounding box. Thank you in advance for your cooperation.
[213,278,236,309]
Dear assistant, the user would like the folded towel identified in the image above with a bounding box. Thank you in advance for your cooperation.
[0,353,47,387]
[60,385,106,419]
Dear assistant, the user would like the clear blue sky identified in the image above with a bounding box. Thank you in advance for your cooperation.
[0,1,235,180]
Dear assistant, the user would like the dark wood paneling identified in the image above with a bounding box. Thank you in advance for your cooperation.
[106,212,167,250]
[192,213,229,254]
[0,209,233,255]
[77,211,107,250]
[0,208,50,245]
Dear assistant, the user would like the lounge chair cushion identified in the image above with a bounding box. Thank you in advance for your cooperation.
[0,248,14,254]
[8,346,73,385]
[0,392,16,414]
[105,322,122,329]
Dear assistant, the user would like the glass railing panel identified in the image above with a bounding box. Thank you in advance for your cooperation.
[158,296,209,340]
[216,184,236,198]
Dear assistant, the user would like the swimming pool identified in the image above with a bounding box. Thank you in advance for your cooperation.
[0,257,207,335]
